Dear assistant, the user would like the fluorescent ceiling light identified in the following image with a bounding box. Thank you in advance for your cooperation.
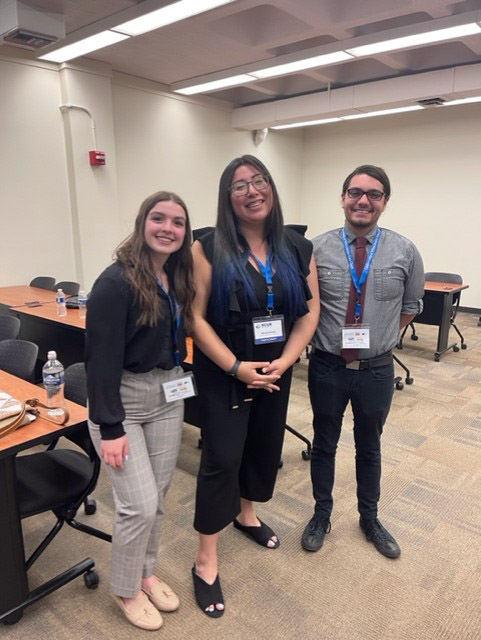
[272,118,341,129]
[251,51,353,79]
[113,0,236,36]
[444,95,481,105]
[341,105,423,120]
[39,30,129,62]
[174,74,256,95]
[347,23,481,57]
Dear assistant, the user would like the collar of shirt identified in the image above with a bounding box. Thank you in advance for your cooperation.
[343,224,379,245]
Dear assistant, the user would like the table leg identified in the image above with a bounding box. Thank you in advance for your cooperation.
[0,456,28,624]
[435,293,455,361]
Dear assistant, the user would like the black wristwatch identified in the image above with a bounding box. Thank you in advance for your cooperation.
[227,359,241,377]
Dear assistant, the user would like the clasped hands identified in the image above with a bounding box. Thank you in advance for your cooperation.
[236,358,289,393]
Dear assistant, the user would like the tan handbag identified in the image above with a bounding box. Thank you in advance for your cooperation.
[0,393,69,439]
[0,396,28,438]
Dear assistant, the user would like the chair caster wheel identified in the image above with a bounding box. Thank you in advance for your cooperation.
[411,335,418,341]
[396,381,404,391]
[278,458,284,468]
[3,609,23,625]
[84,498,97,515]
[461,344,467,350]
[453,345,460,352]
[406,377,414,385]
[84,570,99,589]
[302,450,311,461]
[434,355,440,362]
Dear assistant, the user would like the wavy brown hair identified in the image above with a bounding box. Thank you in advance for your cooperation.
[116,191,194,331]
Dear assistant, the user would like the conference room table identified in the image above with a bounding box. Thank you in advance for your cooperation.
[0,285,85,375]
[410,280,469,361]
[0,371,88,624]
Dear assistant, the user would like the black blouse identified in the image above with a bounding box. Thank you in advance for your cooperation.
[85,261,186,439]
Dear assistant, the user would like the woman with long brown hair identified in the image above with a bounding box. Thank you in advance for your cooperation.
[86,191,194,631]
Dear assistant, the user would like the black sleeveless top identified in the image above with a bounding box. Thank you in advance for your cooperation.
[196,226,313,367]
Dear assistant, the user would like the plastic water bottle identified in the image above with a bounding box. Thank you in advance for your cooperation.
[78,289,87,319]
[42,351,65,416]
[56,288,67,317]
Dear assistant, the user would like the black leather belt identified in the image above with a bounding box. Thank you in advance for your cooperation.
[311,348,393,370]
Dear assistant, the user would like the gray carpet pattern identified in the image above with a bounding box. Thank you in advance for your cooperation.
[5,313,481,639]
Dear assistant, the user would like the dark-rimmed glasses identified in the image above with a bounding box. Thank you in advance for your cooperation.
[346,187,385,201]
[229,174,270,197]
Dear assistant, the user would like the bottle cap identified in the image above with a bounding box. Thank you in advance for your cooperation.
[47,350,57,359]
[57,288,64,293]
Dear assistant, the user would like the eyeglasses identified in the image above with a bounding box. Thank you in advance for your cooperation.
[229,174,270,197]
[346,187,385,201]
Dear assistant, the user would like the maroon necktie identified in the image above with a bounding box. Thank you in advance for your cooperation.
[341,236,367,363]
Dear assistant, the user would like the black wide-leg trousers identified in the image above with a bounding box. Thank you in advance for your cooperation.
[193,362,293,535]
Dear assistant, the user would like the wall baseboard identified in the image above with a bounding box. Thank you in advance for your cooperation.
[459,306,481,315]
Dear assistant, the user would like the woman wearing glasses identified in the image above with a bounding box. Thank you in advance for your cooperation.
[191,155,319,616]
[86,191,194,631]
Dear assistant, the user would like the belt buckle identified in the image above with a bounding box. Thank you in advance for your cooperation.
[345,361,360,370]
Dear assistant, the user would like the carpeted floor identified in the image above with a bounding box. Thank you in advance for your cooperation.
[5,313,481,640]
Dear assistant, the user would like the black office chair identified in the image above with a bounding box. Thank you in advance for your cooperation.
[393,353,413,391]
[0,339,38,381]
[13,364,112,615]
[0,316,21,341]
[399,272,466,352]
[55,281,80,296]
[46,363,97,514]
[29,276,56,290]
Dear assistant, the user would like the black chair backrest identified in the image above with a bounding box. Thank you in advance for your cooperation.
[64,363,87,406]
[425,272,462,285]
[55,281,80,296]
[285,224,308,237]
[29,276,56,290]
[0,339,38,381]
[0,315,21,341]
[193,227,214,241]
[63,363,95,457]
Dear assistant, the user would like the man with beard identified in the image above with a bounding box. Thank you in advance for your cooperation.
[302,165,424,559]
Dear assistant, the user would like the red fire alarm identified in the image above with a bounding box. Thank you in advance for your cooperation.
[89,150,106,165]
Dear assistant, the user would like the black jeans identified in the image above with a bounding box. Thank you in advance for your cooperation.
[308,351,394,520]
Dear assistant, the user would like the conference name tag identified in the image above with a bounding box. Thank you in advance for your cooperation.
[342,324,370,349]
[252,314,286,345]
[162,372,197,403]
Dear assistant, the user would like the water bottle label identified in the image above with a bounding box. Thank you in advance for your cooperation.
[43,371,64,387]
[57,296,65,303]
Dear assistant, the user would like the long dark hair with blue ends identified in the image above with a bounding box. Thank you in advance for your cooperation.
[210,154,308,324]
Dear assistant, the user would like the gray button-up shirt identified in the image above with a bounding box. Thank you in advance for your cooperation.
[311,225,424,358]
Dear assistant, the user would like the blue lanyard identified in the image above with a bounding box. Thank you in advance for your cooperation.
[252,253,274,315]
[157,280,182,366]
[341,228,381,320]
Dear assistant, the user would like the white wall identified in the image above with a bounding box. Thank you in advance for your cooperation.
[0,50,304,291]
[1,47,479,310]
[0,54,74,286]
[301,104,481,308]
[112,74,304,244]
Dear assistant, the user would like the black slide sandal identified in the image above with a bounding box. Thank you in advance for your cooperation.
[233,519,280,548]
[191,566,225,618]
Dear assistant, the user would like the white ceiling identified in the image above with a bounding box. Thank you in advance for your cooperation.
[2,0,481,128]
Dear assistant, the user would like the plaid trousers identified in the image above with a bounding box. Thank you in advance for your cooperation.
[89,367,184,597]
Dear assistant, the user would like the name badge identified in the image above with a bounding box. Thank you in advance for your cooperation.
[162,371,197,403]
[252,314,286,345]
[342,324,370,349]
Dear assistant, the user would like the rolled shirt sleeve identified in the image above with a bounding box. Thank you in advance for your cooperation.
[401,243,425,316]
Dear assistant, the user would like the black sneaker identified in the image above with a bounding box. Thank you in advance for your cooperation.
[301,514,331,552]
[359,517,401,559]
